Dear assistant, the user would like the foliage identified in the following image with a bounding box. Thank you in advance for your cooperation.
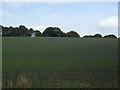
[83,34,102,38]
[103,34,117,38]
[42,27,66,37]
[94,34,102,38]
[34,30,42,36]
[66,31,80,37]
[1,25,117,38]
[18,25,28,36]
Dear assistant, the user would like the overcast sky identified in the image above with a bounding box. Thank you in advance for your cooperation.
[1,2,118,37]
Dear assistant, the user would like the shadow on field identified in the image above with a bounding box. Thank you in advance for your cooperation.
[2,69,118,88]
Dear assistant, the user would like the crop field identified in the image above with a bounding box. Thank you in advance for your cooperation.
[2,37,118,88]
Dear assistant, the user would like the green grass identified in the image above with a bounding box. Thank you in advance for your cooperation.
[2,37,118,88]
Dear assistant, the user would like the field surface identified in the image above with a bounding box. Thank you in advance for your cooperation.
[2,37,118,88]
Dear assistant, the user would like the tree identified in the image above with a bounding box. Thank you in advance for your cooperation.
[42,27,57,37]
[0,25,2,36]
[94,34,102,38]
[103,34,117,38]
[5,26,13,36]
[66,31,80,37]
[83,35,94,38]
[54,27,66,37]
[18,25,28,36]
[34,30,42,36]
[43,27,66,37]
[14,27,19,36]
[9,27,19,36]
[83,34,102,38]
[28,28,34,36]
[2,27,8,36]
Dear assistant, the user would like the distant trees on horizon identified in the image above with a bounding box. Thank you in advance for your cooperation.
[0,25,117,38]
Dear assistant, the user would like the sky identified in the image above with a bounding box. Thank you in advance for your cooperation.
[1,1,118,37]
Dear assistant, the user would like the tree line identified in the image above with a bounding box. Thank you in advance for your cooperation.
[0,25,117,38]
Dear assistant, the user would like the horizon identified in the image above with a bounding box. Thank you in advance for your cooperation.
[1,2,118,37]
[0,25,118,37]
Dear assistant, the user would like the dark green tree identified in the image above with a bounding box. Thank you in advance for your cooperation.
[34,30,42,36]
[43,27,66,37]
[103,34,117,38]
[66,31,80,37]
[94,34,102,38]
[83,35,94,38]
[18,25,28,36]
[83,34,102,38]
[0,25,2,36]
[28,28,34,36]
[5,26,13,36]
